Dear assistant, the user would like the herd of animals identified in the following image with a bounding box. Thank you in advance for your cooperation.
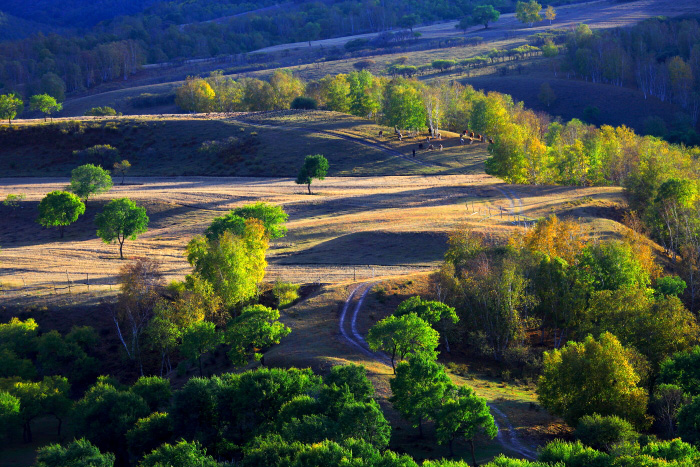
[378,127,494,157]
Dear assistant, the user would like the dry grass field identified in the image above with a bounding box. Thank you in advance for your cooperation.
[0,172,625,305]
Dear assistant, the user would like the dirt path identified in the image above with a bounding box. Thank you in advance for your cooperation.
[338,282,538,460]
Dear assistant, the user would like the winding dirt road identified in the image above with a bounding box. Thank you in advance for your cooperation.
[338,281,538,460]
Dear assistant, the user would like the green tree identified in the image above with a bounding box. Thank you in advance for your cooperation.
[68,164,113,203]
[37,190,85,238]
[175,77,215,113]
[35,439,115,467]
[516,0,542,27]
[206,202,288,241]
[113,160,131,185]
[186,220,268,310]
[73,381,150,462]
[0,93,23,124]
[10,376,71,442]
[85,106,117,116]
[29,94,62,121]
[139,440,220,467]
[296,154,329,195]
[434,385,498,461]
[398,14,420,32]
[394,296,458,350]
[0,391,21,444]
[382,79,426,131]
[126,412,174,458]
[471,5,500,29]
[325,364,374,403]
[537,332,650,427]
[180,321,221,377]
[367,313,439,373]
[301,22,321,46]
[347,70,381,118]
[659,346,700,397]
[390,355,452,437]
[0,317,38,356]
[95,198,149,260]
[577,241,651,291]
[130,376,172,412]
[678,395,700,445]
[225,304,291,366]
[575,414,639,452]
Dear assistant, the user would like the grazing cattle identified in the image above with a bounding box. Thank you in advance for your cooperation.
[468,138,474,145]
[476,134,482,141]
[379,130,383,137]
[426,136,431,142]
[437,133,442,140]
[488,138,494,144]
[412,149,416,158]
[398,134,402,141]
[428,144,434,150]
[470,132,474,138]
[460,138,464,145]
[418,143,424,149]
[439,144,443,151]
[480,134,485,142]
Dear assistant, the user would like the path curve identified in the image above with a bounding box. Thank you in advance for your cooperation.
[338,282,537,460]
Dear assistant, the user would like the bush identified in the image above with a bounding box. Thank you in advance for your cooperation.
[344,38,370,51]
[273,281,299,308]
[576,414,639,452]
[84,106,118,116]
[290,97,318,110]
[538,439,610,467]
[353,60,376,71]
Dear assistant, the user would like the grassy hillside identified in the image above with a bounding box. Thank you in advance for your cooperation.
[1,111,489,177]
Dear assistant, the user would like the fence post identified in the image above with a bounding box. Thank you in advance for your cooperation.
[66,270,72,294]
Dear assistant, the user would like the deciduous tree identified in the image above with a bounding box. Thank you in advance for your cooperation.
[37,191,85,238]
[471,5,500,29]
[434,385,498,461]
[95,198,149,260]
[180,321,221,377]
[367,313,439,373]
[390,355,452,437]
[29,94,62,121]
[113,160,131,185]
[537,332,650,427]
[516,1,542,27]
[225,304,290,366]
[0,93,23,124]
[68,164,113,203]
[35,438,115,467]
[296,154,329,195]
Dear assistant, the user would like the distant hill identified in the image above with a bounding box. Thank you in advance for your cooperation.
[0,0,158,29]
[0,11,62,40]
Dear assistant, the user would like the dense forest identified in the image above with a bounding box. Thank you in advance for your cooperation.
[0,0,571,96]
[560,17,700,128]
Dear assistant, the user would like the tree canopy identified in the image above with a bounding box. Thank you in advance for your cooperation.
[37,191,85,238]
[95,198,149,260]
[29,94,62,121]
[68,164,113,203]
[296,154,329,195]
[0,93,23,124]
[367,313,439,373]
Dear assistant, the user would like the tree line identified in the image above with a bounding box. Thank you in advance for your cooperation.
[558,18,700,128]
[0,0,568,96]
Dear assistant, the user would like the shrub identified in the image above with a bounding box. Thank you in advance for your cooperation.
[344,38,370,51]
[84,106,117,116]
[575,414,639,452]
[290,97,318,110]
[273,281,299,308]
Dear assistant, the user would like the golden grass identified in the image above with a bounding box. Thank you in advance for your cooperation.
[0,174,626,304]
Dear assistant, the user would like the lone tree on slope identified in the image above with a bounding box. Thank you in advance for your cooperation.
[296,154,329,195]
[95,198,149,260]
